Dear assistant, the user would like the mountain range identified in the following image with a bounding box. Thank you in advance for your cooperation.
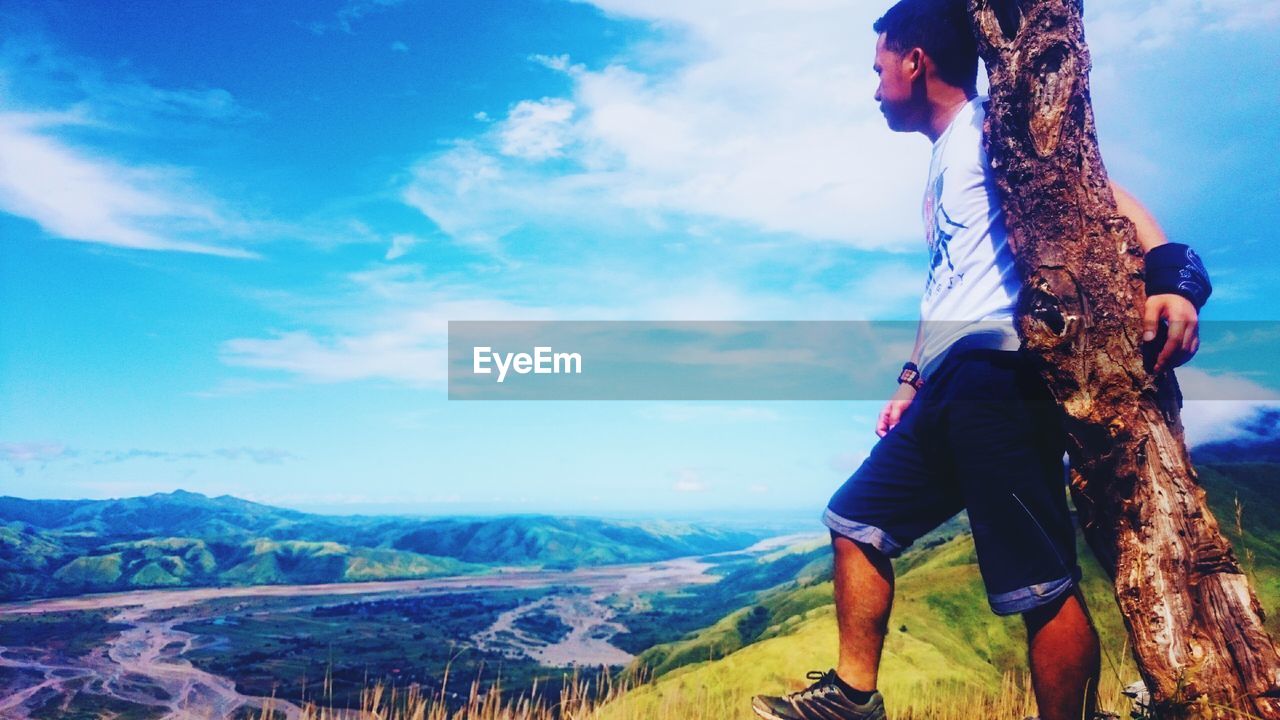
[0,490,777,600]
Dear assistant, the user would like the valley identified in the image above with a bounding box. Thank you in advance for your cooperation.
[0,538,816,719]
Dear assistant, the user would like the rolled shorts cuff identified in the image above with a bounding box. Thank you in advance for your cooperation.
[821,508,905,558]
[987,566,1083,616]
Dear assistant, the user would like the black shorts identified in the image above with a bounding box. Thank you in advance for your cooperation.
[822,347,1081,616]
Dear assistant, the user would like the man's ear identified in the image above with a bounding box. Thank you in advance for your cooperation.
[907,48,924,80]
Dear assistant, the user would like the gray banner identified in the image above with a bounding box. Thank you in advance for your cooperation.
[447,320,1280,401]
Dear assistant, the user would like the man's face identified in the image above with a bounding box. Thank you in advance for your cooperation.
[873,33,920,133]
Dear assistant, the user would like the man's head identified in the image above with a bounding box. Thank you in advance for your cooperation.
[872,0,978,133]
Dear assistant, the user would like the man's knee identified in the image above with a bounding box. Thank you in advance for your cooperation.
[1024,588,1097,639]
[831,529,876,556]
[830,530,894,577]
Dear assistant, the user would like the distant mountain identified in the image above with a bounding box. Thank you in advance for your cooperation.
[0,489,308,539]
[390,516,765,567]
[0,491,773,601]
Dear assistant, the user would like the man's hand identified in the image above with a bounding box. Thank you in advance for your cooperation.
[1144,293,1200,373]
[876,382,917,437]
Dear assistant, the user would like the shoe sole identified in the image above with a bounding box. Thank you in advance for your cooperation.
[751,694,887,720]
[750,697,792,720]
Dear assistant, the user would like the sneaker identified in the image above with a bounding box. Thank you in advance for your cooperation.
[751,669,886,720]
[1024,707,1116,712]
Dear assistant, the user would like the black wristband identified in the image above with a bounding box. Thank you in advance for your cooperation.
[1144,242,1211,310]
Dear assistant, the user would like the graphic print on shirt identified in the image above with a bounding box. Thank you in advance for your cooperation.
[923,169,966,302]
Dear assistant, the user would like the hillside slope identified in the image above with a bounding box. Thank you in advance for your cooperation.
[601,460,1280,719]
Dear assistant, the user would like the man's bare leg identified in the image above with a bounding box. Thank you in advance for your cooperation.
[831,531,895,691]
[1025,588,1100,720]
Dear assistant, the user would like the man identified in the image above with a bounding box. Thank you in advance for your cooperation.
[751,1,1210,719]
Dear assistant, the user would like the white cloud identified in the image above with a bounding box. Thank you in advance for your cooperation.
[403,2,926,252]
[305,0,410,35]
[1181,401,1278,447]
[214,258,920,389]
[402,0,1278,258]
[1177,368,1280,446]
[0,113,255,257]
[1086,0,1279,54]
[338,0,407,31]
[0,38,261,257]
[221,329,448,386]
[385,233,421,260]
[402,144,514,253]
[212,248,921,392]
[530,54,574,73]
[230,0,1280,391]
[672,467,707,493]
[1177,367,1280,403]
[390,40,410,53]
[218,288,556,386]
[94,446,297,465]
[499,98,576,160]
[0,441,70,468]
[1200,0,1280,30]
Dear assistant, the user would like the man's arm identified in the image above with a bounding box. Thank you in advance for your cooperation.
[908,315,925,366]
[1111,181,1201,373]
[1112,182,1168,253]
[877,318,925,437]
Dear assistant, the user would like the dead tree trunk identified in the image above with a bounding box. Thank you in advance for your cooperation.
[966,0,1280,716]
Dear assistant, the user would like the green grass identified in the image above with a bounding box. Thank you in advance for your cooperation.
[597,462,1280,719]
[50,553,124,587]
[601,529,1143,720]
[0,610,133,660]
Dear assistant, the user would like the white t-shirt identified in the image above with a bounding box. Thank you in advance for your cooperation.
[917,96,1022,377]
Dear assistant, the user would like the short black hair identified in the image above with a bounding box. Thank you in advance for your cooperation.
[874,0,979,91]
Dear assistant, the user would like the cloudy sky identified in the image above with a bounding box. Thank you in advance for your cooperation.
[1,0,1277,516]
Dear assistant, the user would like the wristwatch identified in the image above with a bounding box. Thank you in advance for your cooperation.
[898,361,924,390]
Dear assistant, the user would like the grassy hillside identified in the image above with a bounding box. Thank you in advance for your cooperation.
[598,460,1280,719]
[597,535,1134,719]
[615,535,835,675]
[0,491,779,600]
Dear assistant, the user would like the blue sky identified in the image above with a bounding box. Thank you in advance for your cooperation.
[1,0,1278,516]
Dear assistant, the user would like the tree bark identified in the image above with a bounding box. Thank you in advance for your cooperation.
[966,0,1280,716]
